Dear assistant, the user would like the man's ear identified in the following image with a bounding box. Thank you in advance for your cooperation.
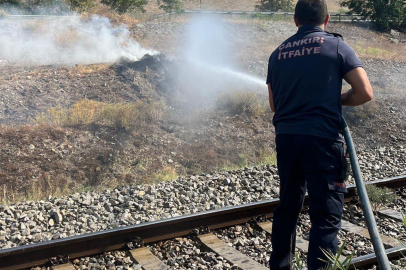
[324,14,330,26]
[294,16,299,27]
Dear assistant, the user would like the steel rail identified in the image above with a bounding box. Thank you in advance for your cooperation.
[350,246,406,269]
[183,10,366,21]
[1,15,79,19]
[0,12,365,22]
[0,175,405,269]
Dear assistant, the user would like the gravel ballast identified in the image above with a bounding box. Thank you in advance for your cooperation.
[1,141,405,250]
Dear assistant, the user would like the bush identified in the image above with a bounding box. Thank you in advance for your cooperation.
[67,0,95,12]
[101,0,147,14]
[0,0,22,6]
[365,184,397,212]
[255,0,294,12]
[341,0,406,30]
[157,0,184,14]
[153,166,178,182]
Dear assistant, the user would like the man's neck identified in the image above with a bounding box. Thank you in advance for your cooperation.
[298,24,325,30]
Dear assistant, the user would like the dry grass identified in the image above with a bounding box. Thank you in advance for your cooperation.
[89,2,145,24]
[0,117,276,204]
[69,63,111,76]
[179,138,276,175]
[349,39,406,61]
[0,125,78,203]
[153,166,178,182]
[216,90,268,117]
[355,46,396,59]
[34,99,167,130]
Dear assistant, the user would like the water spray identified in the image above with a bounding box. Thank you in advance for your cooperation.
[190,60,266,90]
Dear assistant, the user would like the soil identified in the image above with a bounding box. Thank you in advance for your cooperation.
[0,15,405,203]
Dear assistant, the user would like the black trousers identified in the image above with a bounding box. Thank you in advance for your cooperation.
[269,135,346,270]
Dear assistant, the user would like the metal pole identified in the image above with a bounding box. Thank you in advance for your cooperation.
[341,117,392,270]
[200,0,202,11]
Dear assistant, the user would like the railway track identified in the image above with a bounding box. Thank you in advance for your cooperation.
[2,12,365,23]
[1,175,405,270]
[183,10,366,23]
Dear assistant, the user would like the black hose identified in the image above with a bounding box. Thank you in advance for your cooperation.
[341,117,392,270]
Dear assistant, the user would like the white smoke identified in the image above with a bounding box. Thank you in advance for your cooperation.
[177,15,266,103]
[0,15,157,65]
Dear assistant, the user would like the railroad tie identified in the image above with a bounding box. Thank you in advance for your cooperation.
[341,220,399,248]
[258,222,309,252]
[378,209,404,222]
[257,221,346,262]
[51,263,76,270]
[198,233,268,270]
[129,247,168,270]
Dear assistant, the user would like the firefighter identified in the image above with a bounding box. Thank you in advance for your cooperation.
[267,0,373,269]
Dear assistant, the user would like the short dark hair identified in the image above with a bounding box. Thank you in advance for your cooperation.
[295,0,328,26]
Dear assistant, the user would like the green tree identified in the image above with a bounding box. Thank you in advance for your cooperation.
[101,0,147,14]
[341,0,406,30]
[0,0,21,6]
[157,0,184,14]
[255,0,294,12]
[67,0,95,12]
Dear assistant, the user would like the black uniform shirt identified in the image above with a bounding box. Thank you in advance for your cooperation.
[266,25,362,142]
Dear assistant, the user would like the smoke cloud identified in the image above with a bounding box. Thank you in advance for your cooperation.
[176,15,266,104]
[0,15,157,65]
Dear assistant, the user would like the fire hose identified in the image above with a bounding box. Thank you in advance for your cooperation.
[341,117,392,270]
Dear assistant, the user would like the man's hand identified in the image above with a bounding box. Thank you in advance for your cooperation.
[341,67,373,106]
[268,83,275,112]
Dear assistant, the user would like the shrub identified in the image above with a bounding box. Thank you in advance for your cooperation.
[341,0,406,30]
[321,239,355,270]
[67,0,95,13]
[0,0,22,6]
[67,99,105,125]
[365,184,397,212]
[216,91,268,117]
[153,166,178,182]
[157,0,184,14]
[255,0,294,12]
[257,148,277,166]
[101,0,148,14]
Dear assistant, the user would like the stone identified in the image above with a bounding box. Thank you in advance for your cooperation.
[48,219,55,227]
[50,210,63,224]
[390,29,400,37]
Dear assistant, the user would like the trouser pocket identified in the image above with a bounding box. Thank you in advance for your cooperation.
[327,177,348,193]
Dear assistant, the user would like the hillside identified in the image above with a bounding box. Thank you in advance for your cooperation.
[0,12,405,203]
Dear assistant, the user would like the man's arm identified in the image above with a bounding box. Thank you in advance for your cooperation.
[341,67,373,106]
[268,83,275,112]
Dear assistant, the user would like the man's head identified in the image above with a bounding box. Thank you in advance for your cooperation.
[294,0,329,28]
